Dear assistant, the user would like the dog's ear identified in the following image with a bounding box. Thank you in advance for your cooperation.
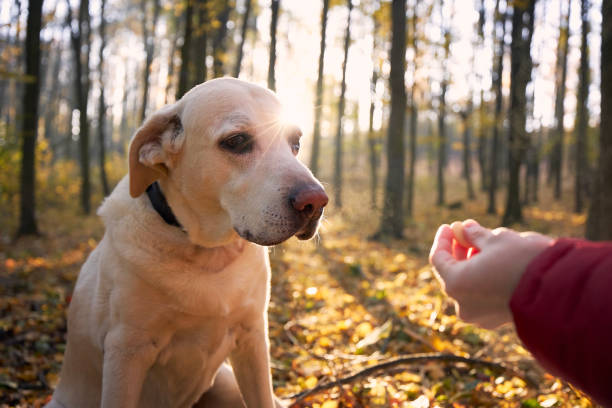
[128,105,185,198]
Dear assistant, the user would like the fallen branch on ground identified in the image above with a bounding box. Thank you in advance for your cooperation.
[285,352,537,403]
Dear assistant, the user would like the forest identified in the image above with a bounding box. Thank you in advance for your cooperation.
[1,0,611,406]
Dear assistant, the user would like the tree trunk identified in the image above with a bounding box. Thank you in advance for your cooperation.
[575,0,590,213]
[139,0,161,122]
[586,0,612,240]
[233,0,252,77]
[437,27,450,206]
[476,0,488,192]
[164,12,181,104]
[333,0,353,208]
[98,0,110,196]
[378,0,407,238]
[551,0,571,199]
[461,108,476,200]
[193,0,209,84]
[406,5,418,217]
[177,0,194,100]
[267,0,280,91]
[367,69,379,209]
[487,0,506,214]
[68,0,92,214]
[502,0,535,225]
[309,0,330,176]
[212,0,232,78]
[17,0,43,237]
[43,42,62,154]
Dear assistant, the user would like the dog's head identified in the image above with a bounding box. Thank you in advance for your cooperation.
[128,78,328,247]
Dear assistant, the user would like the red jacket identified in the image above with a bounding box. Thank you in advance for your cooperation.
[510,238,612,406]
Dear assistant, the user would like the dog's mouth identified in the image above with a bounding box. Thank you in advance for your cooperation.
[235,207,324,246]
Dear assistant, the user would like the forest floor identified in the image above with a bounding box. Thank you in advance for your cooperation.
[0,177,598,408]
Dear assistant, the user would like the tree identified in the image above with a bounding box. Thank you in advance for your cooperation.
[437,0,451,206]
[460,105,476,200]
[586,0,612,240]
[487,0,506,214]
[177,0,194,100]
[309,0,330,176]
[164,11,182,103]
[233,0,252,77]
[192,0,209,84]
[67,0,93,214]
[574,0,590,213]
[333,0,353,208]
[98,0,110,196]
[267,0,280,91]
[17,0,44,237]
[139,0,161,122]
[378,0,407,238]
[502,0,535,225]
[550,0,571,199]
[211,0,233,78]
[406,0,418,217]
[476,0,488,192]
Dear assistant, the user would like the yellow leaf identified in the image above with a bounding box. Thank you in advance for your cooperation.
[305,376,318,389]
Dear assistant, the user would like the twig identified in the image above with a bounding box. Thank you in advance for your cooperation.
[286,352,537,403]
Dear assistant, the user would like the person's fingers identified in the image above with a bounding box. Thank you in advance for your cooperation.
[429,225,457,278]
[462,219,492,249]
[452,238,469,260]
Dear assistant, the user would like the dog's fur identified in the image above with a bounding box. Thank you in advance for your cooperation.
[45,78,327,408]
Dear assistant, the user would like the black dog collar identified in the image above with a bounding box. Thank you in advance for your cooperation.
[146,182,182,229]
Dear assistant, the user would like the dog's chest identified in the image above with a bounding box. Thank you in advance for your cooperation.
[143,320,239,406]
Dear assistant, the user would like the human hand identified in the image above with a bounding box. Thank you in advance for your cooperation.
[429,220,553,329]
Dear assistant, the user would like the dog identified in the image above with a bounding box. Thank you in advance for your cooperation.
[45,78,328,408]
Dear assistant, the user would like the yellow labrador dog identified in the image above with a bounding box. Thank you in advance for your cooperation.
[45,78,328,408]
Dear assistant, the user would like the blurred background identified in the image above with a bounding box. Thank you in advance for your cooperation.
[1,0,611,406]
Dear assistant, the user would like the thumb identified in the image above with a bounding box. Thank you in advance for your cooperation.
[462,220,492,249]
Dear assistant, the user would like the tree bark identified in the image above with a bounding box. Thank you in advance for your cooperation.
[378,0,407,238]
[551,0,571,199]
[267,0,280,91]
[406,4,418,217]
[309,0,330,176]
[586,0,612,240]
[212,0,232,78]
[139,0,161,122]
[233,0,252,77]
[193,0,209,84]
[502,0,535,225]
[367,69,379,209]
[177,0,194,100]
[574,0,590,213]
[437,23,450,206]
[17,0,44,237]
[98,0,110,196]
[43,41,62,155]
[461,107,475,200]
[476,0,488,192]
[67,0,92,214]
[333,0,353,208]
[487,0,506,214]
[164,12,181,104]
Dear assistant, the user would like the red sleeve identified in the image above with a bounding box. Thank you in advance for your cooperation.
[510,238,612,406]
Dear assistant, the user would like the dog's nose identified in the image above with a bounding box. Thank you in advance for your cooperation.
[290,187,329,218]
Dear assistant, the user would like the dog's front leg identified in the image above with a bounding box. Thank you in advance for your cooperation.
[101,326,164,408]
[230,319,277,408]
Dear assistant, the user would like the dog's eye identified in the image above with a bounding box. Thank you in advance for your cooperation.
[220,133,254,154]
[289,135,301,155]
[291,140,300,155]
